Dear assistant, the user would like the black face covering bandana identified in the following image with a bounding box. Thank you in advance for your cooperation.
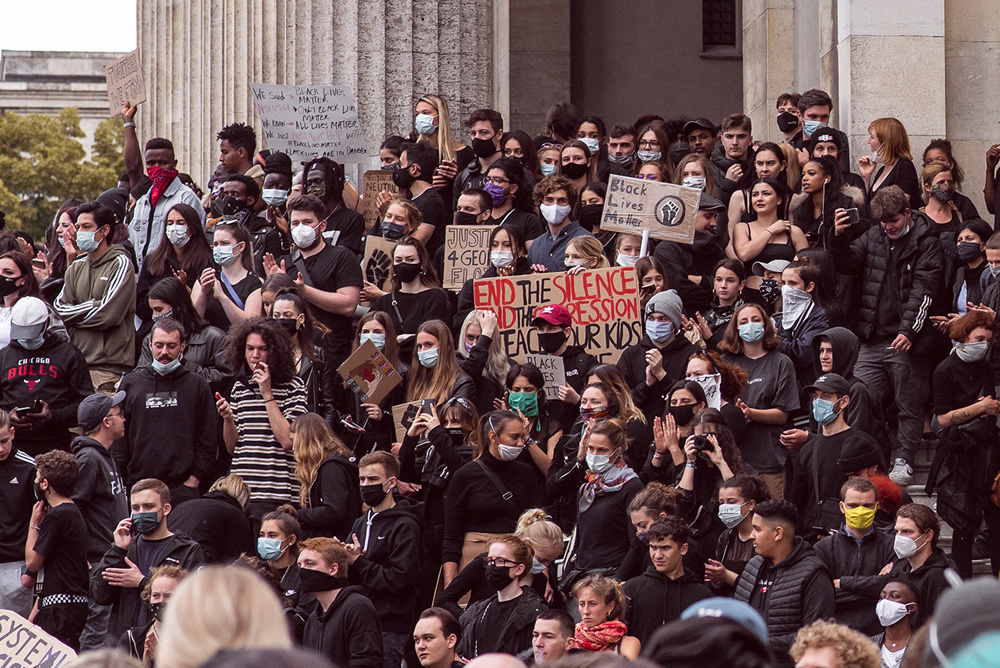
[758,279,781,304]
[472,137,498,159]
[537,331,567,354]
[299,568,350,593]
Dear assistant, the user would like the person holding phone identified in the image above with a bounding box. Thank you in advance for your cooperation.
[792,156,868,249]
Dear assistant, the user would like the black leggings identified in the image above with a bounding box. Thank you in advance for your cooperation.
[950,490,1000,578]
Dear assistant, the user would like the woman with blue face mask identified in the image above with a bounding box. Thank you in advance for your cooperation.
[256,509,307,608]
[719,303,799,500]
[706,475,770,596]
[191,223,262,332]
[406,319,475,411]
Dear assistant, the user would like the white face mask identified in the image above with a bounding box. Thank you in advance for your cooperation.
[617,253,639,267]
[165,224,190,247]
[490,250,514,268]
[682,176,707,191]
[875,599,911,627]
[580,137,600,155]
[894,533,927,559]
[780,285,812,329]
[291,223,318,248]
[540,203,572,225]
[586,452,613,474]
[498,443,524,462]
[689,373,722,410]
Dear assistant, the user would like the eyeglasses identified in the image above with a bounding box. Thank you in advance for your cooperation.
[484,177,510,186]
[638,140,660,149]
[484,557,517,568]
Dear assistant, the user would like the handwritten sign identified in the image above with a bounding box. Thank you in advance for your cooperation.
[337,340,402,406]
[518,354,566,400]
[443,225,497,290]
[392,401,422,441]
[362,171,398,232]
[600,175,700,243]
[473,266,642,364]
[363,235,397,294]
[0,608,77,666]
[250,83,368,163]
[103,49,146,116]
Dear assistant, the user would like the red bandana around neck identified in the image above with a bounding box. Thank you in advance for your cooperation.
[572,620,628,652]
[147,165,179,209]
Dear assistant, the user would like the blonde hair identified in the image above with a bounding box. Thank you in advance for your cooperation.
[292,412,351,507]
[407,319,462,405]
[459,310,510,384]
[572,574,626,622]
[208,475,250,510]
[868,117,913,163]
[156,566,292,668]
[790,620,880,668]
[777,143,801,190]
[417,94,462,163]
[515,509,564,556]
[387,198,423,235]
[567,236,610,269]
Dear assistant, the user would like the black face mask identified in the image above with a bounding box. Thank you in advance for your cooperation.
[393,262,421,284]
[445,427,465,444]
[561,162,589,180]
[455,211,480,226]
[34,482,46,502]
[759,279,781,304]
[484,564,515,591]
[957,241,983,264]
[776,111,800,133]
[392,166,417,189]
[0,276,20,298]
[667,403,697,426]
[360,482,389,508]
[299,568,350,594]
[472,137,498,159]
[537,331,567,355]
[275,318,299,335]
[578,204,603,231]
[219,195,249,221]
[149,601,166,623]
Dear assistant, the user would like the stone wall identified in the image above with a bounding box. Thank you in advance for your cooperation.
[137,0,494,184]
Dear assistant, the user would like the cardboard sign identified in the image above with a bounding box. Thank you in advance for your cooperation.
[0,608,77,665]
[362,171,397,232]
[337,340,402,406]
[392,401,422,441]
[363,235,397,293]
[599,175,700,243]
[442,225,498,290]
[519,354,566,400]
[473,266,643,364]
[103,49,146,116]
[250,83,368,163]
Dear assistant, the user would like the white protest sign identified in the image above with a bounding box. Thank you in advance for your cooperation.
[250,83,368,163]
[103,49,146,116]
[0,608,78,665]
[521,354,566,400]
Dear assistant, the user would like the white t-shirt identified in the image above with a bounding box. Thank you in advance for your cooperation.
[881,643,905,668]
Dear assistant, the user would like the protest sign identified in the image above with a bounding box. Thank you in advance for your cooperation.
[250,83,367,163]
[599,175,700,243]
[362,170,397,232]
[392,401,422,441]
[0,608,77,666]
[337,340,402,406]
[363,235,397,293]
[472,266,642,364]
[442,225,497,290]
[517,354,566,400]
[103,49,146,116]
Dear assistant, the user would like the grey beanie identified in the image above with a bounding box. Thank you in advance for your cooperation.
[645,289,683,328]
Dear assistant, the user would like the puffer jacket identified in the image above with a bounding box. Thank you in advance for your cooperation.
[830,213,944,343]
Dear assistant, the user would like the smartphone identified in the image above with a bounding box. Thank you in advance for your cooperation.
[31,258,46,269]
[419,398,434,415]
[844,208,860,224]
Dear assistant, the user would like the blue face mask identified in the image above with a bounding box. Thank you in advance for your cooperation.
[360,333,386,350]
[18,336,45,350]
[417,347,439,368]
[646,320,674,344]
[803,120,827,137]
[415,113,437,136]
[257,536,287,561]
[213,245,238,267]
[151,357,182,375]
[76,229,102,252]
[738,322,765,344]
[811,397,840,426]
[540,163,557,177]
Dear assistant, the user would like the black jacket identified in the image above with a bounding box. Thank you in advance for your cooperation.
[298,454,360,540]
[839,547,954,630]
[813,525,896,635]
[457,587,548,659]
[115,363,218,488]
[652,232,726,316]
[0,447,36,562]
[139,325,233,395]
[119,621,154,662]
[348,498,424,634]
[166,490,255,564]
[298,351,341,430]
[303,585,383,668]
[0,335,93,456]
[70,436,128,560]
[617,334,698,424]
[734,537,835,666]
[774,302,830,387]
[710,142,756,207]
[623,567,713,646]
[831,214,944,343]
[548,345,598,432]
[92,532,205,639]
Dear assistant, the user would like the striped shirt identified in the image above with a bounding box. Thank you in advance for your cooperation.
[229,377,307,504]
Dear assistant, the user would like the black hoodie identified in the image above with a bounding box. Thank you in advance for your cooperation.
[623,566,713,646]
[302,585,383,668]
[298,454,361,541]
[0,336,93,456]
[549,345,598,432]
[167,490,255,564]
[115,363,217,488]
[348,497,424,634]
[70,436,128,561]
[709,141,756,207]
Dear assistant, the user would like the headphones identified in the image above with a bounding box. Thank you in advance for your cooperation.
[824,178,830,184]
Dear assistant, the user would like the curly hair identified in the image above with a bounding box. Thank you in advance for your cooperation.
[790,620,880,668]
[687,351,748,402]
[225,317,296,385]
[533,175,577,207]
[141,564,188,601]
[35,450,79,497]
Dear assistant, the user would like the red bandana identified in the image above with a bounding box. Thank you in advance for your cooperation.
[147,165,179,209]
[572,620,628,652]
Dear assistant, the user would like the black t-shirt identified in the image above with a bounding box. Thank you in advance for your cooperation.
[205,270,263,332]
[282,244,364,358]
[34,503,89,598]
[370,289,452,336]
[473,595,519,655]
[933,353,994,416]
[413,187,450,257]
[491,208,544,245]
[324,206,365,257]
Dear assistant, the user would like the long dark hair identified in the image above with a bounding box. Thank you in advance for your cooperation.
[690,408,745,475]
[225,317,297,385]
[213,222,255,273]
[487,157,535,213]
[794,156,844,237]
[750,177,789,220]
[271,287,325,363]
[0,251,41,302]
[789,251,843,324]
[753,142,792,194]
[47,199,83,278]
[149,277,207,335]
[145,203,213,279]
[501,130,541,180]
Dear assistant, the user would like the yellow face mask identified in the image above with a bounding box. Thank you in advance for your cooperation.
[844,505,876,531]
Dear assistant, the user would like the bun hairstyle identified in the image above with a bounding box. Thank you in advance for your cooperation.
[515,509,564,556]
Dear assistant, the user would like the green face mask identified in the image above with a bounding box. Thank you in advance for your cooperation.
[508,391,540,417]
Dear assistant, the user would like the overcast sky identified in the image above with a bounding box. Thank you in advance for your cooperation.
[0,1,136,54]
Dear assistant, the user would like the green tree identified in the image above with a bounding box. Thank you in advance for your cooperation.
[0,108,121,238]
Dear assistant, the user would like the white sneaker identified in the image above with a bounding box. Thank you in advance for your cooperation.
[889,458,913,485]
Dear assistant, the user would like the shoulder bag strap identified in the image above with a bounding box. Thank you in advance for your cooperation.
[475,459,521,516]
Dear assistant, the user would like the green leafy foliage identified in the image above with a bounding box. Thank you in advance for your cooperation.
[0,108,122,238]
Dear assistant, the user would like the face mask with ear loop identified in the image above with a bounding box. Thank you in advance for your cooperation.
[490,416,524,462]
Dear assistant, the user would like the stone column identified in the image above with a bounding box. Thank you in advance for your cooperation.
[137,0,493,184]
[742,0,797,144]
